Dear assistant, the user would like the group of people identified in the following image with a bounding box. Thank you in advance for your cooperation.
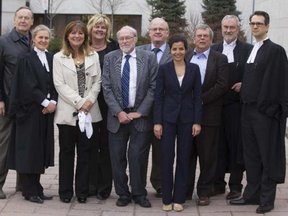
[0,5,287,215]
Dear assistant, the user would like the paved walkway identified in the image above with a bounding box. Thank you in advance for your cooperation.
[0,129,288,216]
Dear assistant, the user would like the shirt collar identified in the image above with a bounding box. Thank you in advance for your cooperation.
[34,47,48,54]
[122,48,136,59]
[151,43,166,52]
[253,37,269,45]
[223,39,237,47]
[193,48,210,59]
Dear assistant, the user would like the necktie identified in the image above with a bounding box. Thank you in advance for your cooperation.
[122,55,131,109]
[22,36,28,44]
[153,48,160,55]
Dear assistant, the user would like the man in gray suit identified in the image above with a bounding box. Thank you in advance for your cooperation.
[102,26,158,208]
[0,6,33,199]
[137,17,172,197]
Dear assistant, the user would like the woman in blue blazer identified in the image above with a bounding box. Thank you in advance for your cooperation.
[154,34,202,211]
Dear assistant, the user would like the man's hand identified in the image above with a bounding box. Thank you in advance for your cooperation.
[117,111,132,124]
[127,112,142,119]
[42,102,57,114]
[154,124,162,139]
[81,100,93,112]
[0,101,5,116]
[192,124,201,137]
[231,82,242,92]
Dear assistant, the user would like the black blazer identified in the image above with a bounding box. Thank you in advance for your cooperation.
[185,49,229,126]
[154,60,202,125]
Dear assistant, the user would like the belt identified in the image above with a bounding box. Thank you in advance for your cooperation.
[124,107,134,113]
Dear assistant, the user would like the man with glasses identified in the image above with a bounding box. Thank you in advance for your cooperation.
[0,6,34,199]
[185,24,229,206]
[230,11,288,214]
[138,17,172,198]
[210,15,253,200]
[102,26,158,208]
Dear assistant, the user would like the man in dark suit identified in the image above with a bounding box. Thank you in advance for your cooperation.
[102,26,158,208]
[0,6,33,199]
[137,17,172,198]
[185,24,229,206]
[210,15,253,200]
[230,11,288,214]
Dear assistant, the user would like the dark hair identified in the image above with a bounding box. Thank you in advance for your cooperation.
[168,34,188,50]
[62,20,93,57]
[249,11,270,25]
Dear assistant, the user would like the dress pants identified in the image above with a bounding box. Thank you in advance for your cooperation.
[161,120,193,205]
[0,114,12,190]
[187,126,220,197]
[241,104,277,206]
[214,103,244,192]
[89,119,112,196]
[109,122,151,200]
[58,123,98,199]
[20,173,43,198]
[143,135,161,191]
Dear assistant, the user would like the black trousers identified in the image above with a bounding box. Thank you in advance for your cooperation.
[109,122,151,199]
[241,104,277,206]
[57,123,98,199]
[161,120,193,205]
[214,103,244,192]
[143,134,161,191]
[187,126,220,197]
[20,173,43,198]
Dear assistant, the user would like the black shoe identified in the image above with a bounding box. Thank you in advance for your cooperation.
[40,195,53,200]
[97,193,109,200]
[25,196,43,204]
[60,198,71,203]
[77,197,87,203]
[210,188,225,197]
[230,198,259,205]
[155,188,162,198]
[134,197,151,208]
[116,197,132,207]
[226,190,241,200]
[256,204,274,214]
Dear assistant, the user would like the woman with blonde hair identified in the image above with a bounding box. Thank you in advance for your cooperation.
[86,14,119,200]
[53,20,102,204]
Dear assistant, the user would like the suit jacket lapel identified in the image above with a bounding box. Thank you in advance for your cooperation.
[159,45,170,65]
[113,50,123,90]
[203,50,215,89]
[233,40,241,63]
[136,49,145,91]
[181,62,192,91]
[168,61,181,89]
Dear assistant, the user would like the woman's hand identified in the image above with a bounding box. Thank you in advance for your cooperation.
[154,124,163,139]
[42,102,57,114]
[192,124,201,137]
[81,100,93,112]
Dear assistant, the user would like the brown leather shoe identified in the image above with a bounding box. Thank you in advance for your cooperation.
[210,188,225,196]
[197,196,210,206]
[226,190,241,200]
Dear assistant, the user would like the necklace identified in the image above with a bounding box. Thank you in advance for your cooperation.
[91,43,106,50]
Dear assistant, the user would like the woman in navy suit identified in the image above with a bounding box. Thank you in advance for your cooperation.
[154,34,202,212]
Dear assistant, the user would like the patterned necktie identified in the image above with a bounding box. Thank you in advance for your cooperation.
[122,55,131,109]
[22,36,28,44]
[153,48,160,55]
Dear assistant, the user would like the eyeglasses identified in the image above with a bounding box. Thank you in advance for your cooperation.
[118,36,134,41]
[195,34,210,39]
[249,22,265,27]
[150,28,167,33]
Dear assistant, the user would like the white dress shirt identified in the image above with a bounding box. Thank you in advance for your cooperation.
[34,47,57,107]
[222,39,237,63]
[121,49,137,108]
[151,43,167,63]
[247,37,269,63]
[178,75,184,87]
[191,48,210,85]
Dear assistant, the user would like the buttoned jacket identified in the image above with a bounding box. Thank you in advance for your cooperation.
[53,51,102,126]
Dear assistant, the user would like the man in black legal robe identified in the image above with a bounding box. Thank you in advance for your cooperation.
[210,15,253,200]
[230,11,288,214]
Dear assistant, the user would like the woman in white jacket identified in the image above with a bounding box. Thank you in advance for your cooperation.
[53,20,102,204]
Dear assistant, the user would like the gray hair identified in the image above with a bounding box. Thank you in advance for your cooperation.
[31,24,52,39]
[149,17,169,31]
[221,15,241,27]
[195,24,214,38]
[117,25,137,38]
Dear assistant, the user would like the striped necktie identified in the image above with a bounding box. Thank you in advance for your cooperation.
[122,55,131,109]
